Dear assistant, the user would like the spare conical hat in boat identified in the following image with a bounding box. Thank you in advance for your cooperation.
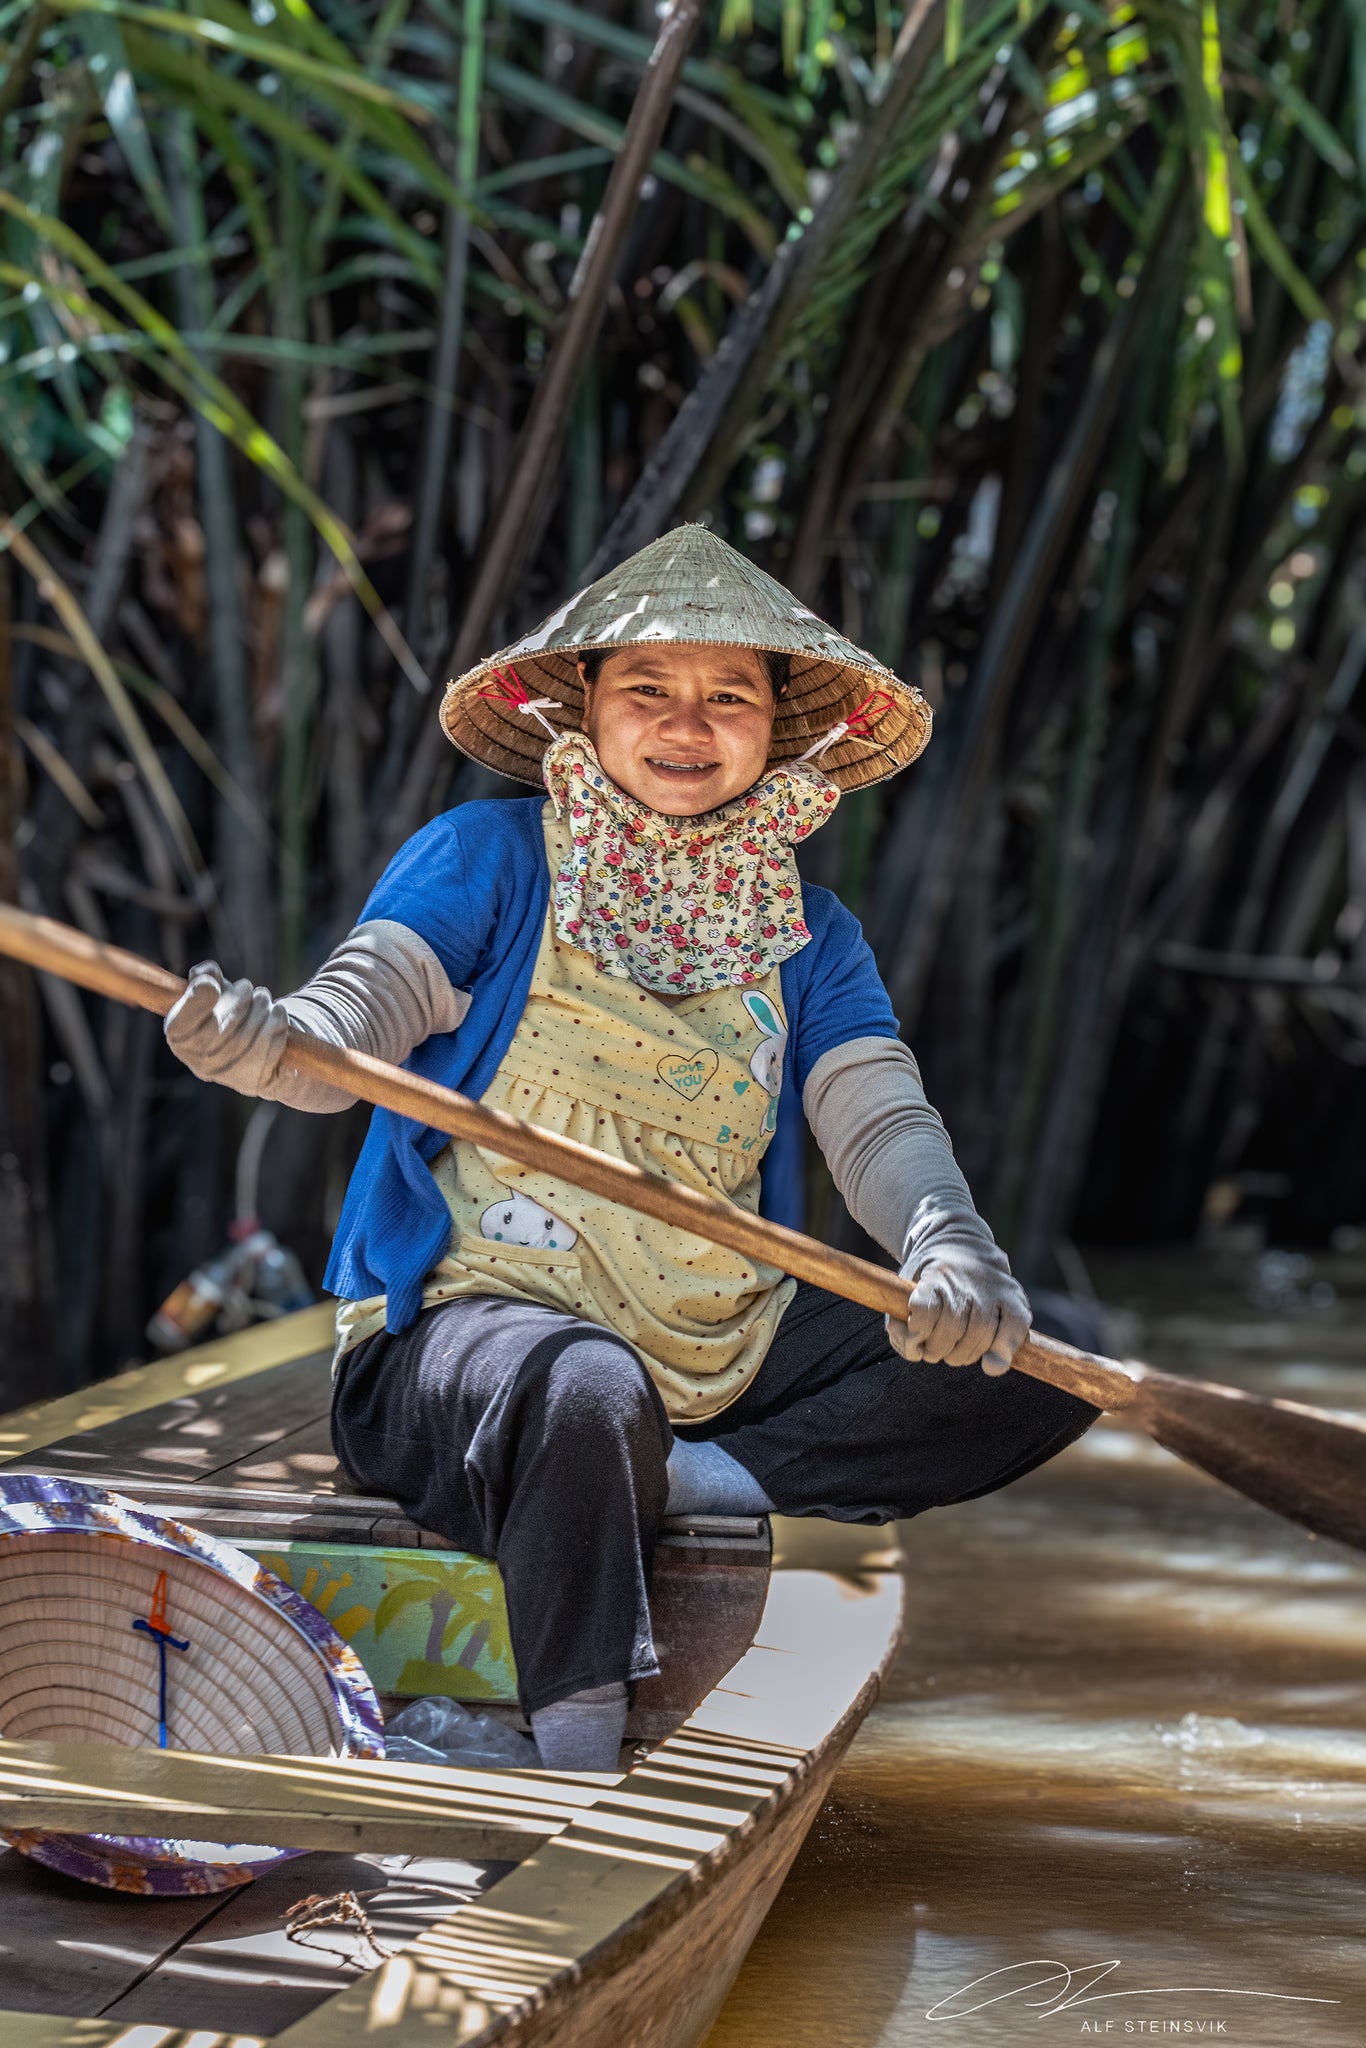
[0,1474,383,1895]
[441,524,931,794]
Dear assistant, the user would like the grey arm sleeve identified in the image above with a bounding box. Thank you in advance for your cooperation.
[802,1035,1012,1276]
[269,920,469,1111]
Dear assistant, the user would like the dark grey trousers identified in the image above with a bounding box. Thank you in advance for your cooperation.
[330,1283,1099,1714]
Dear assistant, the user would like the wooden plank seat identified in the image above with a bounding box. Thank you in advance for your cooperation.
[0,1742,608,1860]
[0,1467,770,1555]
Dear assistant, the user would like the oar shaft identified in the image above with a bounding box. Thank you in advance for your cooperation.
[0,904,1136,1413]
[0,904,183,1013]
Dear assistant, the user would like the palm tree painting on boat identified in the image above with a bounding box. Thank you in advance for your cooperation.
[255,1543,518,1700]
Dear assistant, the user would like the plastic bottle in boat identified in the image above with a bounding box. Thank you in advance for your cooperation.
[145,1245,241,1352]
[245,1230,315,1317]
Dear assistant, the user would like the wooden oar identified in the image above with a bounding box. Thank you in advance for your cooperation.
[3,899,1366,1554]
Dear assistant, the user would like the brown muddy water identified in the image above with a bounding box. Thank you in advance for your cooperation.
[703,1248,1366,2048]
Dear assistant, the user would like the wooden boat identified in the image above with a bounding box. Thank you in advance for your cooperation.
[0,1306,904,2047]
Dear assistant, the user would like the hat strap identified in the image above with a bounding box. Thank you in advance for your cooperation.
[132,1568,190,1749]
[797,687,895,763]
[479,664,561,742]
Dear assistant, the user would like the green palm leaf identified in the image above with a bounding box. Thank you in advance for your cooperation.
[68,9,175,234]
[119,28,457,273]
[51,0,440,123]
[0,196,427,690]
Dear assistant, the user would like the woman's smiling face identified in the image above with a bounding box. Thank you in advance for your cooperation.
[578,645,777,815]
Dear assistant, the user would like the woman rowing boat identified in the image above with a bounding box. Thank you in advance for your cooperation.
[164,526,1099,1769]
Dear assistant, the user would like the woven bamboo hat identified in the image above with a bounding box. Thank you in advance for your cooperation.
[441,525,931,793]
[0,1474,384,1895]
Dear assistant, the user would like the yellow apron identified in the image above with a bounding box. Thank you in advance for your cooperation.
[337,811,796,1420]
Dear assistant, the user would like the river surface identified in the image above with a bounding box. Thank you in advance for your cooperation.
[703,1247,1366,2048]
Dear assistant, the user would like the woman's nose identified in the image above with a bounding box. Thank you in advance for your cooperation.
[655,696,712,738]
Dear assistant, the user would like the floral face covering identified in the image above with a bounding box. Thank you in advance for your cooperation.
[541,733,839,995]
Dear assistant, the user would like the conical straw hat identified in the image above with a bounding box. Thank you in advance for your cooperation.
[0,1474,384,1894]
[441,525,931,794]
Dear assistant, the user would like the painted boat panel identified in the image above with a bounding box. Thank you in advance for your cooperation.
[247,1539,519,1700]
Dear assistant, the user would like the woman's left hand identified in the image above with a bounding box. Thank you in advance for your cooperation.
[886,1252,1032,1376]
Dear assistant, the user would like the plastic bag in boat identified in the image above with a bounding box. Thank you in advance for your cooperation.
[385,1695,539,1769]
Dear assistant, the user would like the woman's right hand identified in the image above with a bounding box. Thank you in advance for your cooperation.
[164,924,468,1112]
[164,961,288,1097]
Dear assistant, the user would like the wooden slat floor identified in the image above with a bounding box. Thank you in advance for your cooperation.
[28,1348,339,1491]
[0,1840,513,2032]
[0,1305,338,1470]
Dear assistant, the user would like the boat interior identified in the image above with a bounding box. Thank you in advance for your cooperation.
[0,1306,904,2047]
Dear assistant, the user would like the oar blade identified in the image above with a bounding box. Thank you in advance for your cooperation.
[1136,1377,1366,1552]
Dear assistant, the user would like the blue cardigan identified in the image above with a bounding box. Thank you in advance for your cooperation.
[324,797,899,1330]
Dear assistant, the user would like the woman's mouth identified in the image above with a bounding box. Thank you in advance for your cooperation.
[645,758,718,777]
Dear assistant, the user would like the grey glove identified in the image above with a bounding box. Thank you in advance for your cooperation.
[166,961,286,1096]
[164,920,469,1111]
[803,1034,1031,1376]
[890,1247,1032,1375]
